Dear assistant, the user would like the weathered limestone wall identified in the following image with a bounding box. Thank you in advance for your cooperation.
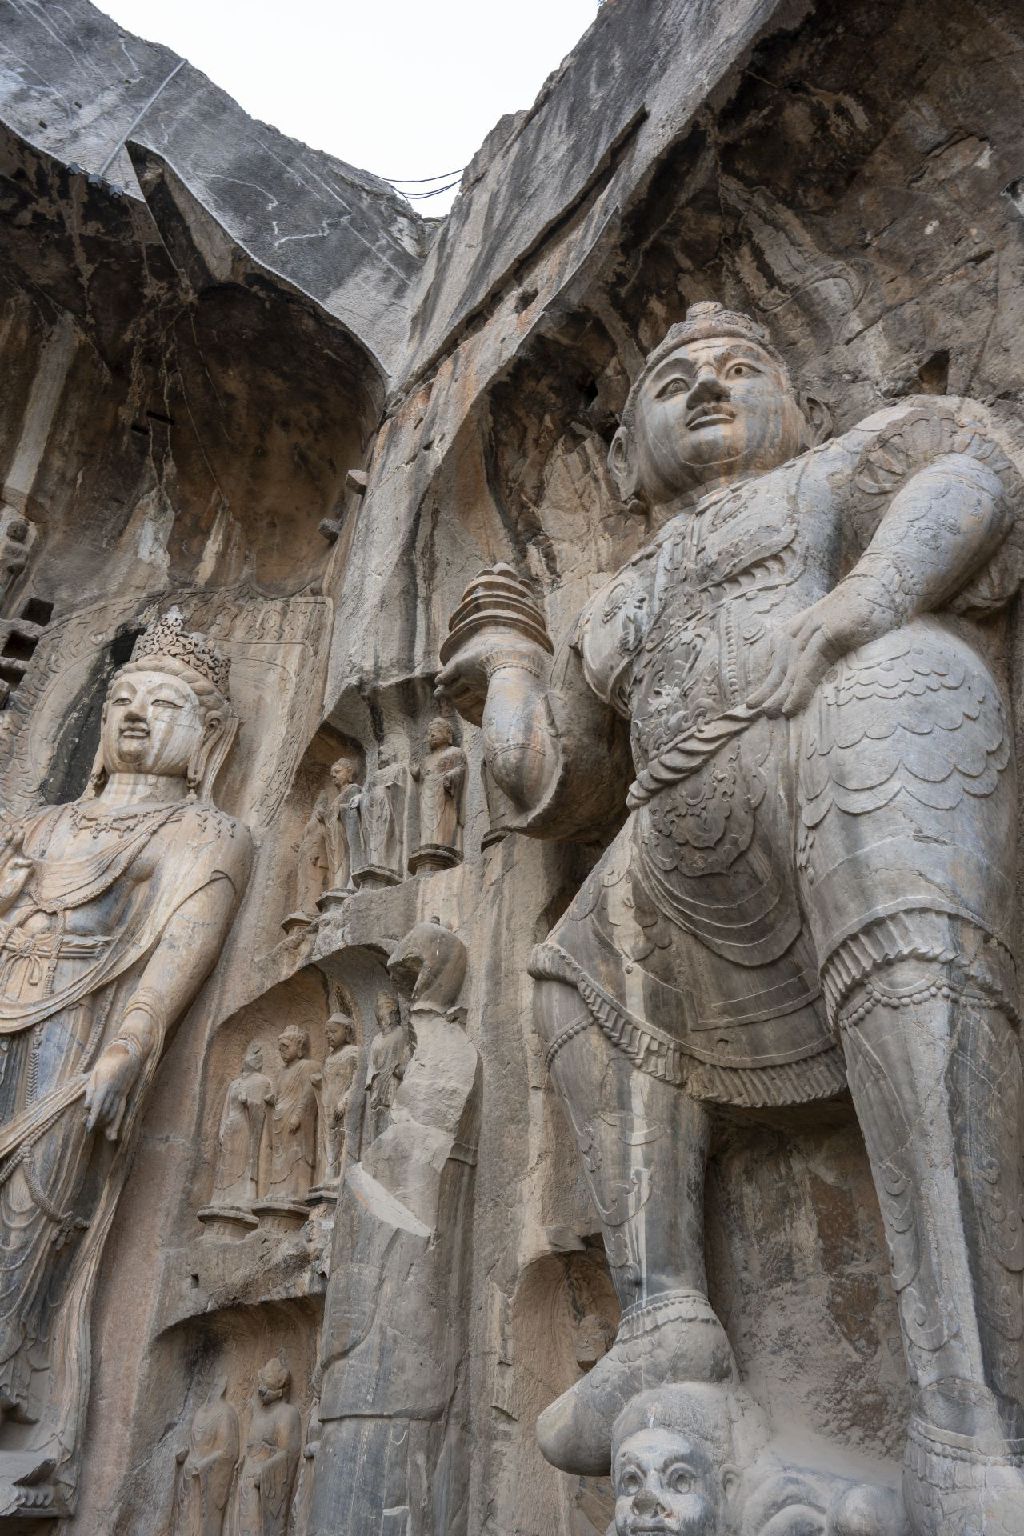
[1,0,1023,1531]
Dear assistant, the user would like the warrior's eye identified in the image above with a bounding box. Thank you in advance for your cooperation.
[729,362,755,378]
[618,1470,642,1495]
[657,377,688,398]
[667,1466,693,1494]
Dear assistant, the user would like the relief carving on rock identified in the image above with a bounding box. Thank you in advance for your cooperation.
[408,715,466,874]
[172,1375,239,1536]
[439,301,1024,1535]
[316,1011,358,1189]
[309,921,480,1535]
[255,1025,320,1228]
[235,1358,302,1536]
[198,1043,275,1236]
[0,609,252,1519]
[284,755,363,931]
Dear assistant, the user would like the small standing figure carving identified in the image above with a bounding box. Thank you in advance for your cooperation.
[211,1044,274,1209]
[234,1360,301,1536]
[409,716,466,874]
[365,993,410,1143]
[172,1376,238,1536]
[284,757,362,929]
[318,1013,358,1186]
[352,745,407,889]
[262,1026,319,1212]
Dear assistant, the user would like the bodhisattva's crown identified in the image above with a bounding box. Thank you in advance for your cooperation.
[130,609,230,696]
[647,300,781,370]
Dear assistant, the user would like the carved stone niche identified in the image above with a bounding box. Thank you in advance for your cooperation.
[279,728,363,935]
[194,972,331,1250]
[121,1303,319,1536]
[489,1245,620,1536]
[309,922,480,1536]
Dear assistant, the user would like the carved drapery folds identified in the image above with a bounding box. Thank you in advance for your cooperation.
[310,921,479,1536]
[0,612,252,1521]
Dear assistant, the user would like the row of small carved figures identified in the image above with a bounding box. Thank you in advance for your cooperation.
[170,1359,313,1536]
[284,720,467,929]
[197,995,409,1233]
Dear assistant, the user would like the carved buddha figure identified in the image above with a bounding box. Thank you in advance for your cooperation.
[265,1024,318,1206]
[174,1375,239,1536]
[364,991,409,1143]
[319,1012,358,1184]
[235,1359,301,1536]
[409,716,466,873]
[210,1042,274,1209]
[290,756,362,922]
[439,302,1024,1533]
[0,610,251,1494]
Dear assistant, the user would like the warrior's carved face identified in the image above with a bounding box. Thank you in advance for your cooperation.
[613,1428,721,1535]
[624,337,806,503]
[102,668,207,779]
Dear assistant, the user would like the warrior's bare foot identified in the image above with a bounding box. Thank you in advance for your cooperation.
[535,1290,735,1476]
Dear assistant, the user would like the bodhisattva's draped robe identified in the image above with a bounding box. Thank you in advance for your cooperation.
[0,796,250,1456]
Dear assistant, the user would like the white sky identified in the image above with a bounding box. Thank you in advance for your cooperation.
[94,0,599,214]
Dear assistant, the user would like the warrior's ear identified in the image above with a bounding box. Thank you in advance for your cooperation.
[797,390,832,447]
[608,425,645,512]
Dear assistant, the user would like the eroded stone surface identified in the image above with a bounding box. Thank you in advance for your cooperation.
[2,0,1024,1532]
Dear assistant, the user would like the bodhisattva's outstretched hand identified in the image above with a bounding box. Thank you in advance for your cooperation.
[747,574,899,718]
[85,1041,141,1141]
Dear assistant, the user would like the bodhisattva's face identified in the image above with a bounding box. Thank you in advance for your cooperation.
[627,338,807,504]
[102,669,208,778]
[427,720,453,752]
[614,1429,721,1536]
[245,1045,264,1072]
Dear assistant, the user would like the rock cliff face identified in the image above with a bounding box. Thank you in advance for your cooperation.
[2,1,1024,1531]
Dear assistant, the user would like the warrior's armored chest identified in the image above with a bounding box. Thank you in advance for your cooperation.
[628,467,827,764]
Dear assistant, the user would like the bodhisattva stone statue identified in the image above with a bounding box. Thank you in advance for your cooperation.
[352,744,407,889]
[235,1359,301,1536]
[318,1012,358,1186]
[0,609,251,1515]
[309,922,479,1536]
[364,991,410,1144]
[408,716,467,874]
[438,301,1024,1534]
[285,756,362,929]
[172,1375,239,1536]
[198,1043,274,1234]
[259,1024,318,1218]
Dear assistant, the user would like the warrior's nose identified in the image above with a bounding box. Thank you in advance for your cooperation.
[631,1487,661,1515]
[687,366,728,406]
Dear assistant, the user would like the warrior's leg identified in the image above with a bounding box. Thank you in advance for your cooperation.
[532,976,734,1476]
[835,957,1024,1535]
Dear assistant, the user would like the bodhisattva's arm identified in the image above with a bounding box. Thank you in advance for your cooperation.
[85,872,241,1138]
[436,566,630,839]
[750,452,1010,718]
